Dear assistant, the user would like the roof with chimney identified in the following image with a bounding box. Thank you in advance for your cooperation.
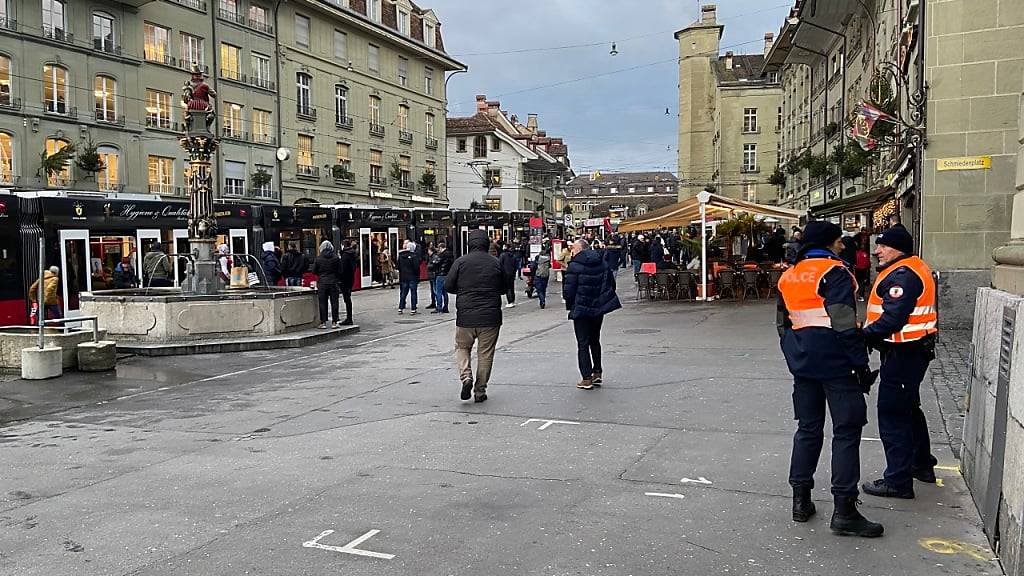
[447,95,571,166]
[565,171,679,197]
[713,53,772,84]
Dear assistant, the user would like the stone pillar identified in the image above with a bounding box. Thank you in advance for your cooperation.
[991,75,1024,295]
[180,68,221,295]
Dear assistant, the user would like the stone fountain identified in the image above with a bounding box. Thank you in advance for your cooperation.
[80,68,356,355]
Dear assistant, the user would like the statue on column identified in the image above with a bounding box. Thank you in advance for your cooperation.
[182,67,217,133]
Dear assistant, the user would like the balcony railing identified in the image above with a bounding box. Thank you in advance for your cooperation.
[93,38,122,55]
[223,185,245,197]
[740,166,759,174]
[398,178,413,190]
[48,175,71,188]
[95,111,126,126]
[0,97,22,111]
[252,133,276,145]
[398,130,413,144]
[179,61,208,74]
[335,115,353,130]
[169,0,207,11]
[217,8,246,25]
[369,175,385,187]
[44,102,77,117]
[369,123,385,137]
[222,129,247,141]
[148,184,182,196]
[249,76,275,91]
[145,116,180,131]
[41,26,73,43]
[296,164,319,179]
[419,183,437,194]
[0,16,17,31]
[742,126,761,134]
[248,18,273,34]
[425,136,438,150]
[145,50,176,66]
[296,106,316,121]
[220,68,245,82]
[250,186,276,199]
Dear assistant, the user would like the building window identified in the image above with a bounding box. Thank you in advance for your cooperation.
[0,133,13,183]
[425,113,434,138]
[297,134,313,167]
[484,198,501,211]
[491,136,500,152]
[335,141,350,170]
[248,5,269,31]
[369,148,383,185]
[744,183,757,202]
[253,108,271,143]
[398,10,409,35]
[610,187,617,194]
[145,89,172,128]
[398,104,409,131]
[484,168,501,188]
[0,56,9,107]
[368,0,381,22]
[368,43,379,75]
[296,73,312,116]
[42,0,66,40]
[777,106,782,131]
[144,23,170,63]
[219,0,238,19]
[368,95,381,126]
[220,43,241,80]
[646,186,654,193]
[223,160,245,196]
[251,52,271,87]
[42,64,68,114]
[223,102,243,138]
[97,146,118,191]
[44,138,70,185]
[473,135,487,158]
[456,138,466,153]
[743,108,757,132]
[181,33,204,69]
[333,30,346,61]
[92,13,115,52]
[148,155,174,194]
[742,143,757,172]
[423,20,435,48]
[399,155,411,188]
[398,56,408,87]
[253,164,273,197]
[424,67,433,95]
[334,85,348,123]
[94,75,116,122]
[294,14,310,49]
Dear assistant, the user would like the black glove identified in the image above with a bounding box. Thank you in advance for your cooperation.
[855,366,878,394]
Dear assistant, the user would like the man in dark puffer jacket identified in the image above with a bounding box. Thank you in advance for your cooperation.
[564,239,622,390]
[445,229,508,403]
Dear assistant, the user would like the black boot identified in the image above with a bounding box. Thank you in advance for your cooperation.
[830,496,884,538]
[792,487,815,522]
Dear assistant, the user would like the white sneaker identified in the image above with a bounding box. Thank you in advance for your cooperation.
[506,303,516,308]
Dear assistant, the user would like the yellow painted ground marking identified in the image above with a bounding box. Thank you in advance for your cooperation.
[935,464,961,473]
[935,478,944,487]
[919,538,995,562]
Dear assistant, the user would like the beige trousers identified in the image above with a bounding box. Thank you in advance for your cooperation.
[455,326,501,394]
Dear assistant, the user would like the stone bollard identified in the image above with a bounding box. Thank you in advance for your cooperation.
[21,346,63,380]
[77,341,117,372]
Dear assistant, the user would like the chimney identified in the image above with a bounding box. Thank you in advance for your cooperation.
[475,95,487,113]
[527,113,538,132]
[725,51,734,69]
[764,32,774,56]
[700,4,716,24]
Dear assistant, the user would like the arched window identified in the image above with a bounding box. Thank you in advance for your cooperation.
[92,12,115,52]
[0,55,10,107]
[0,133,13,184]
[97,145,119,191]
[472,135,487,159]
[44,138,70,186]
[94,75,117,122]
[42,64,68,114]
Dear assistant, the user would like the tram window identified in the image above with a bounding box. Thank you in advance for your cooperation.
[90,235,137,290]
[0,239,19,301]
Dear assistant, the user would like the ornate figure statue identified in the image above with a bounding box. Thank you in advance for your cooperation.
[182,67,217,132]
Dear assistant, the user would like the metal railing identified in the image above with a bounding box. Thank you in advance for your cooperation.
[335,115,353,129]
[296,164,320,179]
[296,107,316,120]
[425,136,438,149]
[369,123,385,137]
[398,130,413,144]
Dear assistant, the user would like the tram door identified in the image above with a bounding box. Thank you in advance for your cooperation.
[459,226,470,256]
[172,229,189,286]
[59,229,90,319]
[229,229,248,261]
[388,227,399,263]
[136,229,161,284]
[358,227,372,288]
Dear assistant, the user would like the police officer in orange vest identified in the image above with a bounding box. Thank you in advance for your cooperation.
[777,221,883,538]
[861,224,938,499]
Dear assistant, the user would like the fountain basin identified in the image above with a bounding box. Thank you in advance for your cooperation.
[80,287,319,344]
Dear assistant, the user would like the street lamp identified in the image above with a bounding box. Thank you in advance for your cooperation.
[696,190,712,301]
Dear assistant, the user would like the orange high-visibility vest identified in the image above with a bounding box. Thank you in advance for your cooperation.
[778,258,857,330]
[864,256,937,343]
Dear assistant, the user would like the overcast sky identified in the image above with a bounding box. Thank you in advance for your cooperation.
[430,0,793,176]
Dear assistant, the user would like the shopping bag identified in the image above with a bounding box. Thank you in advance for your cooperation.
[229,266,250,288]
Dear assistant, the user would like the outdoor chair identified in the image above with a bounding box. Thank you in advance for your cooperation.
[655,271,678,300]
[717,270,737,299]
[741,269,761,300]
[676,271,694,300]
[637,273,653,301]
[766,268,784,298]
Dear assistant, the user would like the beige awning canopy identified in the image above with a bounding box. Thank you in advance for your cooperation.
[617,194,804,232]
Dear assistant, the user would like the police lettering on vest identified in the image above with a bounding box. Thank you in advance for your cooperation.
[779,259,858,330]
[864,256,937,343]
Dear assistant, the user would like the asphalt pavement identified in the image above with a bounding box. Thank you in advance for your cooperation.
[0,278,1001,575]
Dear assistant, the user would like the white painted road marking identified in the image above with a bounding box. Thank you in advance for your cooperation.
[680,477,712,485]
[645,492,686,500]
[302,529,395,560]
[520,418,581,431]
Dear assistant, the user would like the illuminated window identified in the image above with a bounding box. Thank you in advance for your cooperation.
[144,23,170,63]
[220,43,241,80]
[369,149,383,184]
[97,146,119,191]
[181,34,204,69]
[148,155,174,194]
[145,89,172,129]
[42,64,68,114]
[253,109,271,143]
[297,134,313,167]
[0,133,12,183]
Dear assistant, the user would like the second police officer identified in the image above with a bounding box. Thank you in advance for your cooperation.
[777,221,883,538]
[861,224,939,499]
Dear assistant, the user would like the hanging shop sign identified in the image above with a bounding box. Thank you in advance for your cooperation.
[937,156,991,171]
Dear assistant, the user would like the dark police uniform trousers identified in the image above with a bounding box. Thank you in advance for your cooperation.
[877,341,937,490]
[790,375,867,497]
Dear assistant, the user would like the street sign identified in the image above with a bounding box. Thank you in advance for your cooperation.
[937,156,991,171]
[563,214,572,227]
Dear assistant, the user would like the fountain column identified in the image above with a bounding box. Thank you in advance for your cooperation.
[180,68,221,295]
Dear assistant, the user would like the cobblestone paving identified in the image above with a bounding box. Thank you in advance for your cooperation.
[928,329,972,457]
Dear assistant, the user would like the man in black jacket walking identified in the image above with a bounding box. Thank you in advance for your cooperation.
[444,229,507,402]
[564,239,622,390]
